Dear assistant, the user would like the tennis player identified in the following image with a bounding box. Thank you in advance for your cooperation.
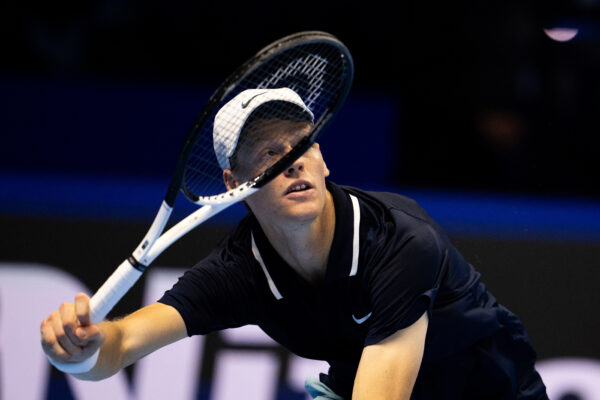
[41,88,548,399]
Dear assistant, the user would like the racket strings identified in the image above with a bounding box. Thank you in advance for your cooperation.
[182,41,350,200]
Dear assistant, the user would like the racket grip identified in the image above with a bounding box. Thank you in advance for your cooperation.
[48,260,141,373]
[89,258,144,324]
[47,348,100,374]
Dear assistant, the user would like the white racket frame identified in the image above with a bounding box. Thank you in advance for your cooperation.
[49,183,257,373]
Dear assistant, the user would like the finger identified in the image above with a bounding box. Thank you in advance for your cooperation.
[74,323,103,344]
[50,310,83,358]
[59,302,85,347]
[74,325,106,361]
[74,293,91,326]
[41,317,72,363]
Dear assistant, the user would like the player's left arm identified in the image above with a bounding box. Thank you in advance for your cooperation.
[352,311,428,400]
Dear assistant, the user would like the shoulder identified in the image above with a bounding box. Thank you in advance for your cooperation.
[160,213,266,326]
[330,184,449,289]
[189,213,259,278]
[340,184,435,225]
[337,183,449,251]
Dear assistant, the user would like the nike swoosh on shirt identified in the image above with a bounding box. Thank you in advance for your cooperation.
[352,311,372,324]
[241,91,267,108]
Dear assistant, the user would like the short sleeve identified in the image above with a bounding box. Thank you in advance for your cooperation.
[158,241,260,336]
[363,223,445,346]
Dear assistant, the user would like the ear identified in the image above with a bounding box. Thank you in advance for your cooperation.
[223,169,239,190]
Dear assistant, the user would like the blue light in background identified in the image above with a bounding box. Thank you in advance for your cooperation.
[1,77,599,242]
[1,172,599,243]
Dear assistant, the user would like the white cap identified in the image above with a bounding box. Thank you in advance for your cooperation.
[213,87,314,170]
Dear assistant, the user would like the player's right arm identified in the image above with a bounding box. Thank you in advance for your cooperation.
[40,293,187,381]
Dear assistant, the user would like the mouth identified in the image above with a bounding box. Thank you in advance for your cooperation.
[284,180,313,195]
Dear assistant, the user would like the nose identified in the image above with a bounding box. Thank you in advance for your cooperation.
[284,157,304,176]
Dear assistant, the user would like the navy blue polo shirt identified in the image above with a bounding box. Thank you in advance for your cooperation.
[159,181,510,397]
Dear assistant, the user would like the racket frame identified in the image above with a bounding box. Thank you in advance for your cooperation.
[49,31,353,373]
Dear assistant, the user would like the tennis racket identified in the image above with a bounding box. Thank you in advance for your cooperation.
[50,31,353,372]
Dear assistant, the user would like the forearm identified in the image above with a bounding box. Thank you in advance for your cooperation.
[71,303,187,381]
[43,300,187,381]
[352,313,428,400]
[352,349,420,400]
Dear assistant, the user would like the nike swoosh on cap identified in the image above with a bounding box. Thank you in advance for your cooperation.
[352,311,372,325]
[241,91,268,108]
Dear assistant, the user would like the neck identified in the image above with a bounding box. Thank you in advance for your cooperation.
[257,191,336,284]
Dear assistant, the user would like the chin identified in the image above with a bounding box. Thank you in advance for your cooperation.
[280,203,321,221]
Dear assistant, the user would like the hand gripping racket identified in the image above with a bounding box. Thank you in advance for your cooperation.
[50,31,353,373]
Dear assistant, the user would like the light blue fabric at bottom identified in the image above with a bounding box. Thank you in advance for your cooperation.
[305,376,345,400]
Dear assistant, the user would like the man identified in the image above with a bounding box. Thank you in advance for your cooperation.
[41,88,548,399]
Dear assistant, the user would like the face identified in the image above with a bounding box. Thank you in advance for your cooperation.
[223,119,330,223]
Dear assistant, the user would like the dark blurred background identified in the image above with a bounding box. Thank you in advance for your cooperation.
[1,1,600,399]
[1,0,599,197]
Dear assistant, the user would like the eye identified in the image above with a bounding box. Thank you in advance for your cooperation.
[261,148,280,159]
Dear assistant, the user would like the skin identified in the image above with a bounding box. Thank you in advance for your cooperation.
[224,119,335,283]
[40,294,186,381]
[40,118,428,398]
[353,312,428,400]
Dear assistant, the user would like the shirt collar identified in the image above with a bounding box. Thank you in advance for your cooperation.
[250,181,361,300]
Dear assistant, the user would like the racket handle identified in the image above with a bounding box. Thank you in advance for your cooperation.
[47,348,100,374]
[89,258,144,324]
[48,259,142,373]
